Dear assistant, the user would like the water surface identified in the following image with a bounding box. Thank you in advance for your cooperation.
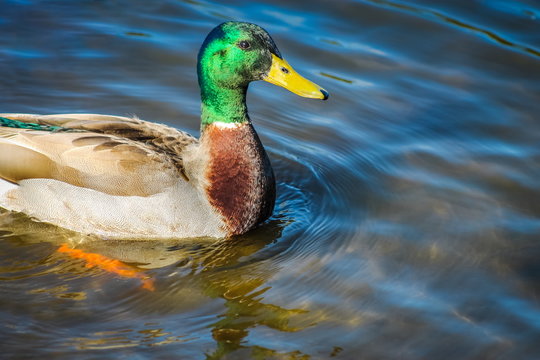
[1,0,540,359]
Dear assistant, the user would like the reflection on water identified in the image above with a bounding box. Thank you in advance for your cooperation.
[2,0,540,359]
[1,209,313,358]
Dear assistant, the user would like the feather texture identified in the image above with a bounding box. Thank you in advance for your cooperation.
[0,113,196,196]
[0,113,227,238]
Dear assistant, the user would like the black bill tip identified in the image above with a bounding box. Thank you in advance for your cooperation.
[320,89,329,100]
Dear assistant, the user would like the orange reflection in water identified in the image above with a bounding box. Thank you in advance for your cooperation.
[57,243,155,291]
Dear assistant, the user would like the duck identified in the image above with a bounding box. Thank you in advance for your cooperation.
[0,21,328,239]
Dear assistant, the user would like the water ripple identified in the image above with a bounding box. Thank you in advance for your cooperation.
[361,0,540,58]
[2,0,540,358]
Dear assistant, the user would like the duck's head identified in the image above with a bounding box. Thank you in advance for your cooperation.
[197,21,328,100]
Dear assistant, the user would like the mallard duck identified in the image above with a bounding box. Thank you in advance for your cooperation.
[0,21,328,239]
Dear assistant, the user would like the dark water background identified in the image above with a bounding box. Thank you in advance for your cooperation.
[1,0,540,359]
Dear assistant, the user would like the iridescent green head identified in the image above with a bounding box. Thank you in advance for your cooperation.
[198,22,281,89]
[197,22,328,127]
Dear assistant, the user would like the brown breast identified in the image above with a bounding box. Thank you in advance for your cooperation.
[202,122,275,235]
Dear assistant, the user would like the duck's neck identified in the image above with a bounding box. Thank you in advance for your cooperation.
[199,86,275,235]
[200,83,249,129]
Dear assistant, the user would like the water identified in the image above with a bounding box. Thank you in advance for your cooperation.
[1,0,540,358]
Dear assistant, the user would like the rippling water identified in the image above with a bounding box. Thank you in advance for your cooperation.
[1,0,540,359]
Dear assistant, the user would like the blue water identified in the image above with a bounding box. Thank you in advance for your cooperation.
[1,0,540,359]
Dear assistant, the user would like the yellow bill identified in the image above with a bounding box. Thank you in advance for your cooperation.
[263,54,328,100]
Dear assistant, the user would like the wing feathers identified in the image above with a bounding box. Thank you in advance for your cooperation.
[0,113,198,196]
[0,143,54,183]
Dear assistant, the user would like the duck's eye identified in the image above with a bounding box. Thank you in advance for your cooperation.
[238,40,250,50]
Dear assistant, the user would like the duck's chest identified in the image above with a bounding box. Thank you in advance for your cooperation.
[201,122,275,235]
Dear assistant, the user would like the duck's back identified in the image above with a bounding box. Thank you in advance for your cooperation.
[0,113,197,195]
